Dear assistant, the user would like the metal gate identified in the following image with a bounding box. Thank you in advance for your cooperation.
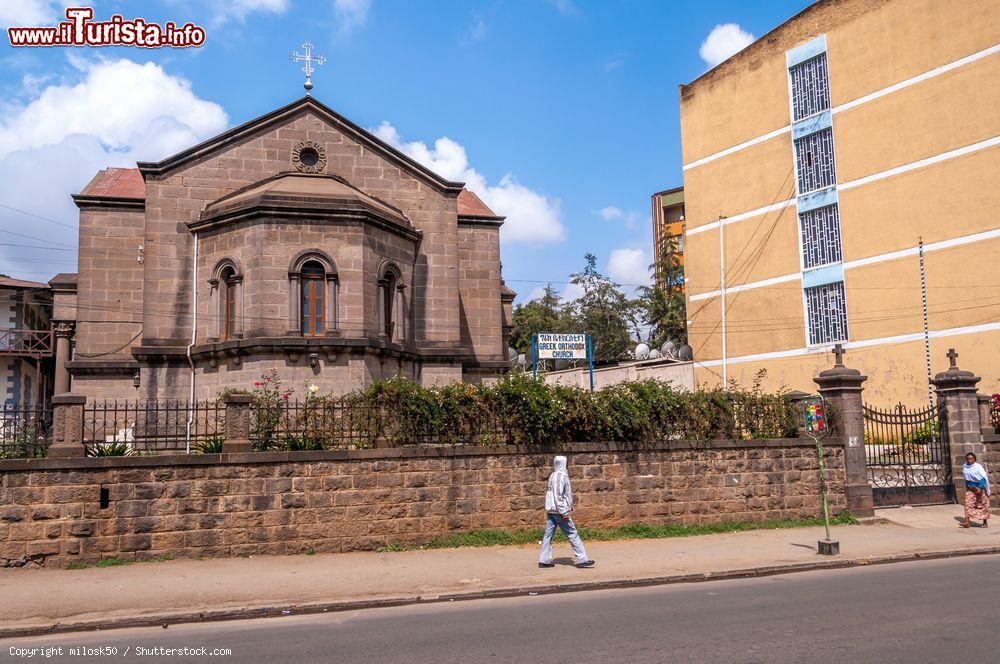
[863,402,952,507]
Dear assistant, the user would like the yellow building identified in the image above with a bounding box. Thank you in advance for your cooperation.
[679,0,1000,404]
[651,186,685,271]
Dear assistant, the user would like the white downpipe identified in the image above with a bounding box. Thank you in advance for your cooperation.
[185,232,198,453]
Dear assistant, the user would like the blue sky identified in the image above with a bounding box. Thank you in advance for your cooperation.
[0,0,811,300]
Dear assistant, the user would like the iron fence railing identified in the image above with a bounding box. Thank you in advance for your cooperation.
[82,400,224,456]
[0,328,53,356]
[0,401,50,458]
[250,398,508,450]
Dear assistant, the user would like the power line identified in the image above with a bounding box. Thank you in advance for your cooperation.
[0,201,77,230]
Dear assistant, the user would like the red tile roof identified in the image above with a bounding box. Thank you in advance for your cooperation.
[80,167,145,199]
[457,189,501,218]
[0,276,51,290]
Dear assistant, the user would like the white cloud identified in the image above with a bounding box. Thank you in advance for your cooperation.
[0,57,228,279]
[196,0,289,27]
[463,16,488,45]
[0,0,72,29]
[550,0,579,16]
[561,282,585,302]
[699,23,755,67]
[607,248,650,287]
[334,0,371,34]
[372,121,566,245]
[526,286,548,302]
[599,205,642,229]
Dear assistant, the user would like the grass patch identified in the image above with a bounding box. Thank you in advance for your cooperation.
[377,512,858,552]
[67,554,176,570]
[305,548,316,556]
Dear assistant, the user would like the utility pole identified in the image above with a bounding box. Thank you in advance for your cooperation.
[918,237,933,411]
[718,214,727,385]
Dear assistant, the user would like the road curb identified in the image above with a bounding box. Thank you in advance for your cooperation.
[4,545,1000,639]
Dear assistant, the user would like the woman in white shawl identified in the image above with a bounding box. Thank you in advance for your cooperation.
[960,452,990,528]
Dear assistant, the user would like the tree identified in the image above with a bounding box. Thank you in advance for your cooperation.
[635,235,687,349]
[567,254,633,362]
[509,284,568,355]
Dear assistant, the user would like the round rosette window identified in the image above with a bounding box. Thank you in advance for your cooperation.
[292,141,327,173]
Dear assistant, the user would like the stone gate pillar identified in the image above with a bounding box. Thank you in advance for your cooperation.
[49,393,86,458]
[932,349,982,502]
[814,346,873,517]
[222,393,253,454]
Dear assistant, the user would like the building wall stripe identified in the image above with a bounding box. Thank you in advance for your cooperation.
[682,42,1000,172]
[696,321,1000,368]
[689,226,1000,303]
[686,135,999,237]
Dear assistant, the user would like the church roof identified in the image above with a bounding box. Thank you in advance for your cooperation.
[195,171,418,238]
[457,189,502,219]
[79,167,145,199]
[137,96,466,195]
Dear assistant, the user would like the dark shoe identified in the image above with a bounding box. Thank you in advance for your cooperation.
[538,562,555,568]
[576,560,596,568]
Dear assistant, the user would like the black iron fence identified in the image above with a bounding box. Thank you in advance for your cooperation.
[250,397,507,450]
[0,401,50,458]
[863,401,951,506]
[82,400,225,456]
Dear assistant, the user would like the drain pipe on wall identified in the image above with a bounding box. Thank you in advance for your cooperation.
[185,232,198,453]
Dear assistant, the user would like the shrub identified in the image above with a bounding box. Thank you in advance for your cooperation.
[87,441,132,457]
[193,435,224,454]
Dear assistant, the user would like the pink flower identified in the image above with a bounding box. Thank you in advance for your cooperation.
[282,393,289,399]
[254,381,261,387]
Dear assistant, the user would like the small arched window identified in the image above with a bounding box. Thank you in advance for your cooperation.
[221,266,238,340]
[300,260,326,336]
[378,263,403,341]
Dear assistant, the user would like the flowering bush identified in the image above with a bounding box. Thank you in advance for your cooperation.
[220,372,802,449]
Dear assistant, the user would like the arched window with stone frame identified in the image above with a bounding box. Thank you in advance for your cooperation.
[208,259,243,341]
[378,262,405,342]
[288,250,338,337]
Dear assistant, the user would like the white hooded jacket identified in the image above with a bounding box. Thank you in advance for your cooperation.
[544,456,573,515]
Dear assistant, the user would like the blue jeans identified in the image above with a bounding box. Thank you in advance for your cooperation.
[539,512,589,564]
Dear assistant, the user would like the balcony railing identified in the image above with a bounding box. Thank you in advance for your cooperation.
[0,328,53,357]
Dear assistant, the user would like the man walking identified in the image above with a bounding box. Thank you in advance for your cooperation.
[538,455,595,569]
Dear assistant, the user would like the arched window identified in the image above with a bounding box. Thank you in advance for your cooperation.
[221,266,238,340]
[209,259,243,342]
[300,261,325,336]
[378,263,404,341]
[288,250,338,338]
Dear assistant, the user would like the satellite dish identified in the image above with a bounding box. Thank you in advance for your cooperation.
[661,340,676,357]
[516,353,528,369]
[648,349,662,359]
[634,343,650,360]
[677,344,693,361]
[507,346,517,360]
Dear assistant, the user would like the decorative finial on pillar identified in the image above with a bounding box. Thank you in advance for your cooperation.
[290,42,326,95]
[947,347,959,369]
[832,343,845,367]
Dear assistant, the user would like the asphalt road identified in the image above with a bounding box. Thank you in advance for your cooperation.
[4,556,999,664]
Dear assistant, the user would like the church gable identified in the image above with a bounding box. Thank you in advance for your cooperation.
[137,96,464,198]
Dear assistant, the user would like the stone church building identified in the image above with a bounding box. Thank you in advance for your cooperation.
[55,96,515,400]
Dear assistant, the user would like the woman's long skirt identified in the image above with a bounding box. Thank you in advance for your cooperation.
[964,488,991,522]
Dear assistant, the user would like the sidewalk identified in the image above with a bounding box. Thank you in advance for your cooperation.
[1,504,996,637]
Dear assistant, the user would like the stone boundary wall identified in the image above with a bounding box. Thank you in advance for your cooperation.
[0,439,846,568]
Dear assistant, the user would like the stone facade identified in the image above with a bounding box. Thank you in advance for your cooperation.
[0,439,846,567]
[64,97,513,400]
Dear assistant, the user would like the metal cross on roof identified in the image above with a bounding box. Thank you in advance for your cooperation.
[947,347,959,368]
[290,42,326,94]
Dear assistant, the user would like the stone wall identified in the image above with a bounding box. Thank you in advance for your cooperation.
[0,439,845,568]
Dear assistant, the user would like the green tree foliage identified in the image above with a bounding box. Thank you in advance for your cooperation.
[635,235,687,349]
[566,253,634,362]
[509,284,569,355]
